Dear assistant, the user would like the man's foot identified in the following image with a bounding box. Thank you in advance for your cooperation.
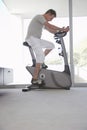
[42,63,48,69]
[31,78,43,85]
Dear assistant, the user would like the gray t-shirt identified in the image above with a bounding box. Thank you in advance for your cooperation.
[25,15,46,39]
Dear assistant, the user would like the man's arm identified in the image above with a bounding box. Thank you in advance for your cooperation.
[44,21,69,34]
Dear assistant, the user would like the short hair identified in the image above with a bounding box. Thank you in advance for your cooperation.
[45,9,56,17]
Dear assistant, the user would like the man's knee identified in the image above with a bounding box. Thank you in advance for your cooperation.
[49,42,55,50]
[52,43,55,49]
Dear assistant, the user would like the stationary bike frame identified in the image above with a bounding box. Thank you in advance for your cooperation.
[23,31,72,90]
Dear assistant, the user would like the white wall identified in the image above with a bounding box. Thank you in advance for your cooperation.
[0,1,31,84]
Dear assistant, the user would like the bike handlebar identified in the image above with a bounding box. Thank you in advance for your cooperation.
[54,31,67,38]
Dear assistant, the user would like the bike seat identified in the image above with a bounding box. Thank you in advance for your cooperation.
[23,42,31,47]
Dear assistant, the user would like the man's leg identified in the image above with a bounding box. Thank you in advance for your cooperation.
[33,63,41,80]
[42,49,52,69]
[31,63,43,84]
[44,49,52,56]
[32,49,52,83]
[31,49,52,84]
[28,36,54,84]
[42,40,54,68]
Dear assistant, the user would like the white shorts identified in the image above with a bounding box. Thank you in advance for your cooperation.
[26,36,55,63]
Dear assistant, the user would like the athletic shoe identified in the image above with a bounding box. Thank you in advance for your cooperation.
[31,78,43,85]
[42,63,48,69]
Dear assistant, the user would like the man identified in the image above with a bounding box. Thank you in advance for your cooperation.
[25,9,69,85]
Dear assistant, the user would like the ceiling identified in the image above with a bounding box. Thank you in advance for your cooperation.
[2,0,87,19]
[1,0,69,18]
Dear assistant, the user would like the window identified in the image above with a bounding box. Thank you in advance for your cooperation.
[73,0,87,83]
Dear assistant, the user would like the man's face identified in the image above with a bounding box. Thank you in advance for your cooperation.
[47,14,55,21]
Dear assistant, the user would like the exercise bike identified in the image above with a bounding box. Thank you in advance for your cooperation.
[22,31,72,92]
